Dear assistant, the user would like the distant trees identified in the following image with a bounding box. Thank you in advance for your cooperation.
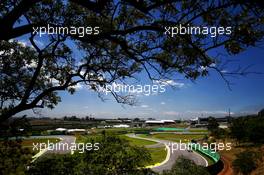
[207,117,219,131]
[133,118,140,122]
[230,115,264,144]
[207,116,222,138]
[229,117,247,144]
[247,117,264,144]
[258,108,264,117]
[162,156,210,175]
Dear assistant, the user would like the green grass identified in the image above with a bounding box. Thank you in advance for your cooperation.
[76,134,157,147]
[75,134,100,143]
[140,133,206,142]
[119,135,157,146]
[90,127,153,134]
[188,129,208,133]
[92,128,132,132]
[147,146,167,165]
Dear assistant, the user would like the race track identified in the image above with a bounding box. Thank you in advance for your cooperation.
[127,133,208,173]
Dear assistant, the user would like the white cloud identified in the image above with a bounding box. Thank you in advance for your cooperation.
[160,102,166,105]
[141,104,149,108]
[186,110,234,115]
[220,70,228,73]
[154,79,184,88]
[200,63,216,71]
[72,83,83,90]
[163,111,179,116]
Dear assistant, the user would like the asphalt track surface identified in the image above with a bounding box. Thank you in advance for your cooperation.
[45,135,76,154]
[29,135,76,161]
[127,134,208,173]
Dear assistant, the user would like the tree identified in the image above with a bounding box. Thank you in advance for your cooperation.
[232,150,260,175]
[247,116,264,144]
[230,115,264,144]
[0,140,32,175]
[162,156,210,175]
[229,117,247,144]
[27,134,154,175]
[1,0,264,123]
[258,108,264,117]
[213,128,228,141]
[207,116,219,133]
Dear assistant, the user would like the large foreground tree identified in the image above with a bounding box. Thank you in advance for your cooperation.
[1,0,264,123]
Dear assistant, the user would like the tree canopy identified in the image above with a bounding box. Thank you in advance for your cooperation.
[1,0,264,122]
[27,134,154,175]
[162,156,210,175]
[230,115,264,144]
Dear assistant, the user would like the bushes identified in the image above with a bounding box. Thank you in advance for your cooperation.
[27,134,155,175]
[162,156,210,175]
[230,116,264,144]
[232,150,262,175]
[0,140,32,175]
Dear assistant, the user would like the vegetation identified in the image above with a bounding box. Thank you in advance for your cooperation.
[141,133,206,142]
[162,156,210,175]
[230,115,264,144]
[78,134,167,166]
[119,135,157,147]
[218,111,264,175]
[147,147,167,166]
[1,1,264,123]
[188,129,208,133]
[1,0,264,174]
[0,140,32,175]
[28,134,155,175]
[206,117,222,138]
[207,117,219,132]
[232,150,262,175]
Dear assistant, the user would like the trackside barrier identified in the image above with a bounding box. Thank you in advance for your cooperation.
[155,128,187,132]
[190,143,223,175]
[206,159,224,175]
[190,143,220,163]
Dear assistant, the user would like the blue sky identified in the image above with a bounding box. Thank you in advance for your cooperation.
[12,19,264,120]
[11,8,264,119]
[18,38,264,119]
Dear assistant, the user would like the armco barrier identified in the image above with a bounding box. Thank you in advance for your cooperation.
[190,143,220,162]
[190,143,223,175]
